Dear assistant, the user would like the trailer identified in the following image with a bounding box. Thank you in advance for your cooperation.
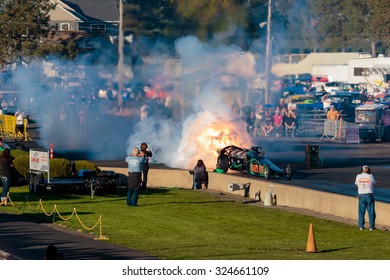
[348,56,390,93]
[28,149,120,198]
[28,170,119,198]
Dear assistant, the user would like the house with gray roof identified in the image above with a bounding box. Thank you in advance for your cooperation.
[49,0,119,34]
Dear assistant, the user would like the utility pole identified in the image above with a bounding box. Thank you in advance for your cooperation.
[264,0,272,104]
[117,0,124,108]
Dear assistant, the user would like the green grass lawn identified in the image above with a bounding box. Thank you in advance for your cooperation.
[4,186,390,260]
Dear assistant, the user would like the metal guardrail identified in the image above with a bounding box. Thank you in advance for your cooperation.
[0,114,30,141]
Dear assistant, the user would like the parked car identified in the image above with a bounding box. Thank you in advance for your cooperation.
[293,92,325,111]
[331,92,362,122]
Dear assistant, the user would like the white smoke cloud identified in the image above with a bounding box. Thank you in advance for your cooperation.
[127,36,255,169]
[8,35,260,168]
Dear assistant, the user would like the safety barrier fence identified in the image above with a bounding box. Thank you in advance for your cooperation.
[4,192,108,240]
[0,114,30,141]
[320,119,346,140]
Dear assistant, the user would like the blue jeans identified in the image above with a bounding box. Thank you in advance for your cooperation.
[285,126,296,137]
[127,189,140,206]
[358,193,376,229]
[1,176,10,201]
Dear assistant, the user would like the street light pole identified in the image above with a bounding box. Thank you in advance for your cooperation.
[117,0,124,108]
[264,0,272,104]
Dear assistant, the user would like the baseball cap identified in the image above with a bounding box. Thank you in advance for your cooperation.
[362,165,369,172]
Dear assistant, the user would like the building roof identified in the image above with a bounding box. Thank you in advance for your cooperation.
[58,0,119,22]
[272,52,362,77]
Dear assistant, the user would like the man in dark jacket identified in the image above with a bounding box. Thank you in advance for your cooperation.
[190,159,208,190]
[139,143,153,191]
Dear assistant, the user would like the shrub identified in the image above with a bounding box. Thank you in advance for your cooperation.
[13,155,30,178]
[12,157,99,179]
[73,160,101,174]
[13,156,72,179]
[10,150,29,159]
[49,158,72,177]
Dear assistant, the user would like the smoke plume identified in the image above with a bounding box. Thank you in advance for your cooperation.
[10,35,262,169]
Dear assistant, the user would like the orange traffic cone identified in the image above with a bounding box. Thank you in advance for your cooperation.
[305,223,317,253]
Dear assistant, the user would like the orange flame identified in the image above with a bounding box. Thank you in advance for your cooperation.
[179,116,252,169]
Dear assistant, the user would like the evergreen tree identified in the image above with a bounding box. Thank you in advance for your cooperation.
[0,0,56,65]
[366,0,390,56]
[310,0,370,52]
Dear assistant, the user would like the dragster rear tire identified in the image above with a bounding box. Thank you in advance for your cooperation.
[218,154,229,173]
[264,164,270,180]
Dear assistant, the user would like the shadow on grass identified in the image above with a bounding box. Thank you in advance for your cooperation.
[142,200,237,206]
[316,247,353,253]
[8,187,173,205]
[286,247,353,254]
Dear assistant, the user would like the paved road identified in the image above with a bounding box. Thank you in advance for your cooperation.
[0,213,158,260]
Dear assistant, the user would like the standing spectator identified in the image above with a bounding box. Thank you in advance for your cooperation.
[231,99,241,119]
[287,99,297,112]
[1,148,14,206]
[360,89,369,104]
[78,107,86,136]
[245,110,256,136]
[284,110,296,137]
[125,147,146,207]
[319,85,327,92]
[139,104,149,121]
[189,159,208,190]
[277,98,288,111]
[326,105,340,122]
[139,143,153,191]
[326,105,340,140]
[254,102,265,117]
[321,94,332,113]
[253,103,264,137]
[14,108,25,136]
[0,138,10,150]
[1,99,8,113]
[355,165,376,230]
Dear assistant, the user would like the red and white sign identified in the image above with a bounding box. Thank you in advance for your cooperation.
[29,149,50,172]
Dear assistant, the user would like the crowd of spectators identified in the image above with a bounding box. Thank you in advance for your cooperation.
[239,79,390,140]
[239,98,299,139]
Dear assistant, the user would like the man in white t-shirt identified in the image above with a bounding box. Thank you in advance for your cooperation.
[321,93,332,113]
[354,165,376,230]
[14,108,25,135]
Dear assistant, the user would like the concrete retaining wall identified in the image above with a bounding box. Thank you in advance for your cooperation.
[102,167,390,228]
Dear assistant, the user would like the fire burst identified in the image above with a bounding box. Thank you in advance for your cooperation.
[173,112,252,169]
[200,125,241,150]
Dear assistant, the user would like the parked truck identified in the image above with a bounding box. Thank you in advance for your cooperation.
[355,103,385,142]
